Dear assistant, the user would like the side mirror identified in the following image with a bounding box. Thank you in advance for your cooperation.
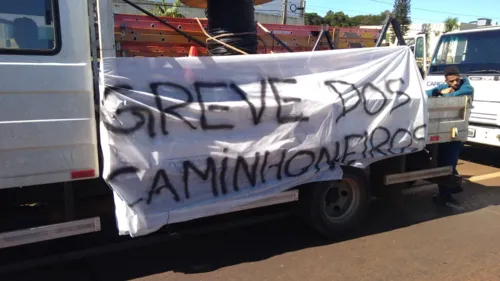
[410,46,415,53]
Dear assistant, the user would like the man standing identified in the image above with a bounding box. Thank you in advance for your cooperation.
[426,66,474,205]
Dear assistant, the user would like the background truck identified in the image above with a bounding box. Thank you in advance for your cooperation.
[424,25,500,147]
[0,0,470,258]
[404,33,433,77]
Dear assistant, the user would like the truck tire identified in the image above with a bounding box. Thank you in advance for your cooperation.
[300,167,369,238]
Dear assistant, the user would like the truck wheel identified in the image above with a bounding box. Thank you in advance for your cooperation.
[300,168,369,238]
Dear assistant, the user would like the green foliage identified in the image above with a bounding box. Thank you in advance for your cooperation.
[304,12,324,25]
[393,0,411,34]
[390,0,411,43]
[304,10,390,27]
[444,17,459,32]
[324,10,350,27]
[151,0,185,18]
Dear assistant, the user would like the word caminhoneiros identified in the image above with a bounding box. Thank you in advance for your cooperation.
[103,77,425,206]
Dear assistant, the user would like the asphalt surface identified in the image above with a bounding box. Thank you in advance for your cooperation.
[4,144,500,281]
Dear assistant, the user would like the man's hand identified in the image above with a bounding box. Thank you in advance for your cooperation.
[440,88,455,94]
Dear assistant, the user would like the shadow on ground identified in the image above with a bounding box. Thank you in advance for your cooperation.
[4,145,500,281]
[460,143,500,168]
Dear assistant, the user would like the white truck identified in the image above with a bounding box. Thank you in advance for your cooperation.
[404,33,428,79]
[424,26,500,147]
[0,0,470,255]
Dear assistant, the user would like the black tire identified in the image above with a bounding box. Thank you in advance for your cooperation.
[299,167,370,238]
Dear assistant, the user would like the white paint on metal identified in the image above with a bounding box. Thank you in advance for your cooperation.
[0,0,99,189]
[0,217,101,249]
[385,166,453,185]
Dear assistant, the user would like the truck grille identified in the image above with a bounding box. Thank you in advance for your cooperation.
[470,111,498,125]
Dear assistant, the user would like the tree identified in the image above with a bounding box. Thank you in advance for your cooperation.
[304,10,391,27]
[350,11,390,26]
[390,0,411,43]
[324,11,351,27]
[151,0,185,18]
[304,12,324,26]
[444,17,459,32]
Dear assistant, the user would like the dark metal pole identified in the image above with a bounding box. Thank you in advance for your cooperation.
[312,26,334,51]
[312,30,325,51]
[391,18,406,46]
[375,16,407,47]
[324,28,335,49]
[256,22,294,52]
[281,0,288,24]
[375,15,391,47]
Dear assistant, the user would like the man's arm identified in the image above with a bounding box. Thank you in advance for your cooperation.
[444,78,474,97]
[426,84,446,97]
[426,88,436,97]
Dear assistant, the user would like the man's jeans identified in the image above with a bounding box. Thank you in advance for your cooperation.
[437,141,464,196]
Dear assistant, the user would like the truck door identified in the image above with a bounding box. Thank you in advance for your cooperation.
[0,0,99,189]
[414,34,427,76]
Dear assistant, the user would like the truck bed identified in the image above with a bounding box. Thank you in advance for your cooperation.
[383,95,471,186]
[426,95,471,144]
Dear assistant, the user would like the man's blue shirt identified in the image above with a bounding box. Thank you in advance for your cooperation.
[425,77,474,97]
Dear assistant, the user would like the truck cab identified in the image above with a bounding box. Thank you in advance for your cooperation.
[405,33,427,77]
[0,0,99,190]
[424,26,500,147]
[0,0,101,249]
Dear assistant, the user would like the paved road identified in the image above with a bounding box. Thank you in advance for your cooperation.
[4,144,500,281]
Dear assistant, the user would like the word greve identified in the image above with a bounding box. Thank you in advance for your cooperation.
[103,77,412,138]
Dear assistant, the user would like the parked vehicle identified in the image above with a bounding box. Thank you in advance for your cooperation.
[0,0,470,252]
[425,25,500,147]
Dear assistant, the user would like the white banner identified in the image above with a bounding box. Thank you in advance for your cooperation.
[100,46,428,237]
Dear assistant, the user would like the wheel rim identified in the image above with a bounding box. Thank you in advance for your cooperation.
[322,178,360,223]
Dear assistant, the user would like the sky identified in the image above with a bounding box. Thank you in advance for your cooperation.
[305,0,500,24]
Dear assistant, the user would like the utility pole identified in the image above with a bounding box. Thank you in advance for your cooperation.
[281,0,288,25]
[300,0,306,17]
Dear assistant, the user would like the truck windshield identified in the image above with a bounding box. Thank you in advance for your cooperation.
[428,29,500,75]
